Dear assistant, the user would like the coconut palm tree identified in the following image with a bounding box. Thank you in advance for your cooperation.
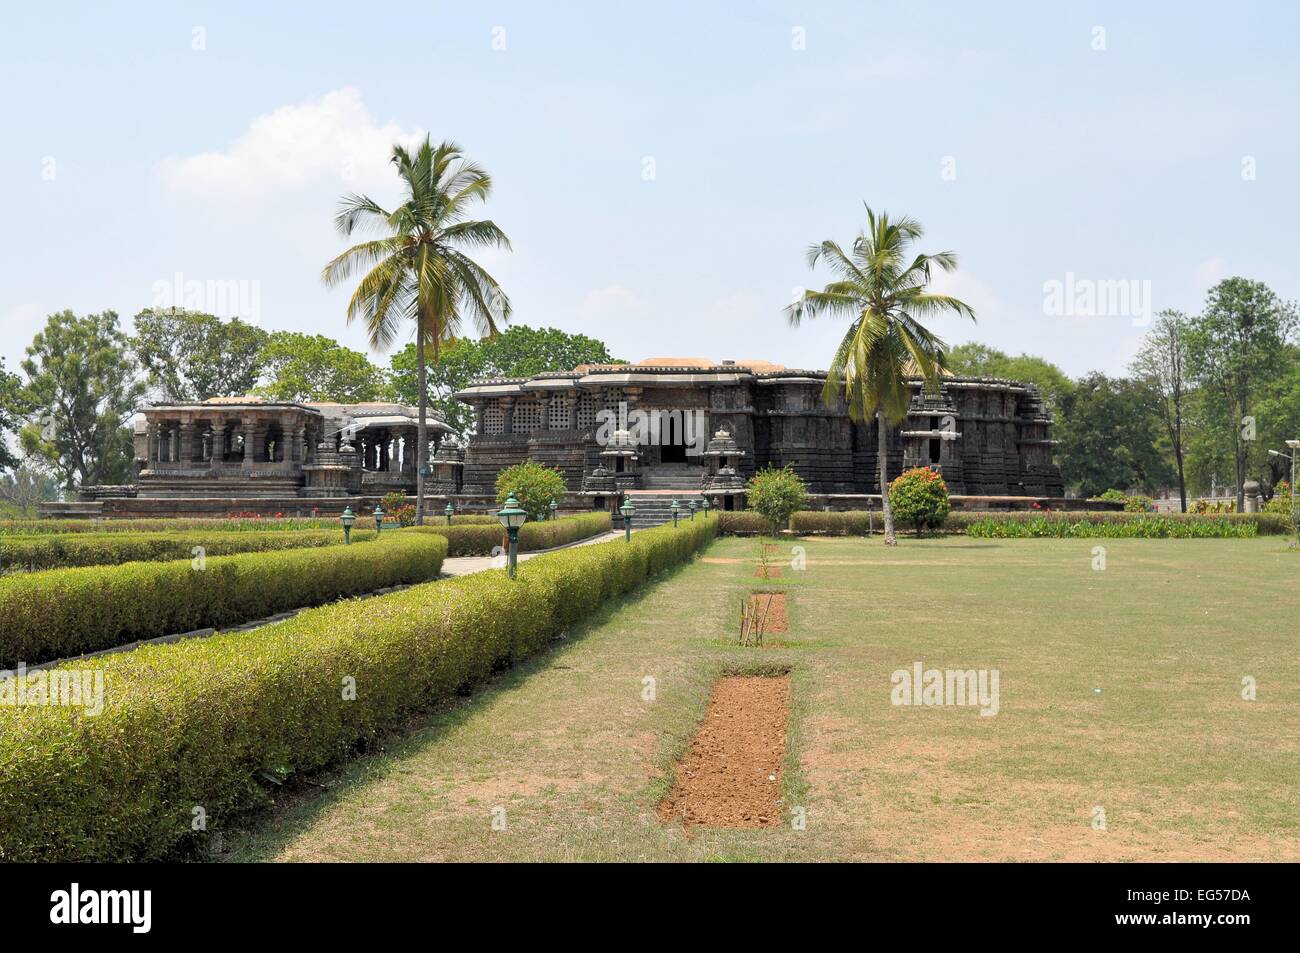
[786,206,975,545]
[323,137,511,524]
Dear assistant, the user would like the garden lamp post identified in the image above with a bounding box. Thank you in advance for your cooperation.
[340,506,356,545]
[620,499,635,542]
[444,502,454,526]
[701,497,710,518]
[549,500,559,521]
[671,498,680,528]
[496,492,527,578]
[373,504,385,536]
[688,499,697,521]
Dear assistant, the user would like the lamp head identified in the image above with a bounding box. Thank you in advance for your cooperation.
[497,493,527,530]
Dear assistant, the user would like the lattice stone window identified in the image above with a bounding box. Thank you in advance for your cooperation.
[483,404,505,435]
[548,394,572,430]
[514,400,542,434]
[576,392,601,429]
[602,387,624,414]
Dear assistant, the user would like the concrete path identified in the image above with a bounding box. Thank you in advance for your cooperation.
[440,529,633,577]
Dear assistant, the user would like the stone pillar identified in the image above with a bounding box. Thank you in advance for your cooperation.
[241,417,257,464]
[475,403,486,434]
[539,397,550,432]
[146,422,159,463]
[179,420,195,467]
[501,397,515,435]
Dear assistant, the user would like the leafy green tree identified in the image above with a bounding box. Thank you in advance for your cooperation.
[787,206,975,545]
[0,358,25,473]
[390,326,620,436]
[131,308,269,402]
[323,136,512,524]
[1055,373,1173,497]
[495,459,566,522]
[1250,345,1300,496]
[21,310,145,490]
[946,343,1074,411]
[1185,278,1298,509]
[0,462,63,516]
[746,465,808,534]
[1131,310,1192,511]
[254,332,391,403]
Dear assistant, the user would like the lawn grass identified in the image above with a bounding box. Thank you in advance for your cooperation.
[221,535,1300,862]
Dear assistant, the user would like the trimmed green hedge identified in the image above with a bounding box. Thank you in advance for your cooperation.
[0,517,344,535]
[789,511,876,535]
[0,533,446,667]
[784,509,1287,538]
[0,518,714,861]
[714,512,772,535]
[957,511,1281,538]
[0,528,377,572]
[411,512,611,556]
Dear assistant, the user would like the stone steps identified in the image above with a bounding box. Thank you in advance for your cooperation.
[623,492,707,528]
[639,465,707,490]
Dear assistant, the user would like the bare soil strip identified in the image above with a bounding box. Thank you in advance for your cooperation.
[755,564,782,578]
[747,591,788,633]
[658,673,791,829]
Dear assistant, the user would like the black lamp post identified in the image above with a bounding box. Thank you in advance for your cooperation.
[620,499,635,541]
[340,506,356,545]
[496,492,527,578]
[701,497,711,518]
[373,504,385,536]
[549,500,559,521]
[444,502,454,526]
[688,499,697,521]
[671,498,680,528]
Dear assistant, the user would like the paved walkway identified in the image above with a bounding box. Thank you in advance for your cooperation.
[440,529,633,576]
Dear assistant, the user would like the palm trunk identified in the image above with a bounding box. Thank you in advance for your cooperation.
[415,314,428,526]
[877,409,897,546]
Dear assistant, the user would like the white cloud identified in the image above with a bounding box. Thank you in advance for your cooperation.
[578,284,648,321]
[1193,257,1229,290]
[927,268,1005,326]
[155,87,424,198]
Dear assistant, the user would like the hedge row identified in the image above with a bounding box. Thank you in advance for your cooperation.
[0,517,343,535]
[0,533,447,668]
[411,511,612,556]
[0,528,379,572]
[783,509,1289,538]
[958,512,1281,538]
[0,513,527,536]
[714,511,772,535]
[0,517,715,861]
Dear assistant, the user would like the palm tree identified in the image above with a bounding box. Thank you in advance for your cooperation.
[786,206,975,545]
[323,137,511,524]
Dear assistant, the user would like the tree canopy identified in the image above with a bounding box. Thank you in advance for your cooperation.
[132,308,269,402]
[21,310,144,490]
[390,325,620,436]
[254,332,391,403]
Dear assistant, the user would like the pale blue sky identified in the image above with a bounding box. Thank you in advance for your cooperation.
[2,1,1296,379]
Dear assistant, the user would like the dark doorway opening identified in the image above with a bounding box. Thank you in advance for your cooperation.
[660,414,687,463]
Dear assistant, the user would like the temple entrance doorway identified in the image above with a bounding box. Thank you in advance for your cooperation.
[659,413,687,464]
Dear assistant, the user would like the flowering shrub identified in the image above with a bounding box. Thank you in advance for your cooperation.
[889,467,951,535]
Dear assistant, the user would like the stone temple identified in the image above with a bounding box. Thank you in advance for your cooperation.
[454,357,1063,506]
[47,358,1064,519]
